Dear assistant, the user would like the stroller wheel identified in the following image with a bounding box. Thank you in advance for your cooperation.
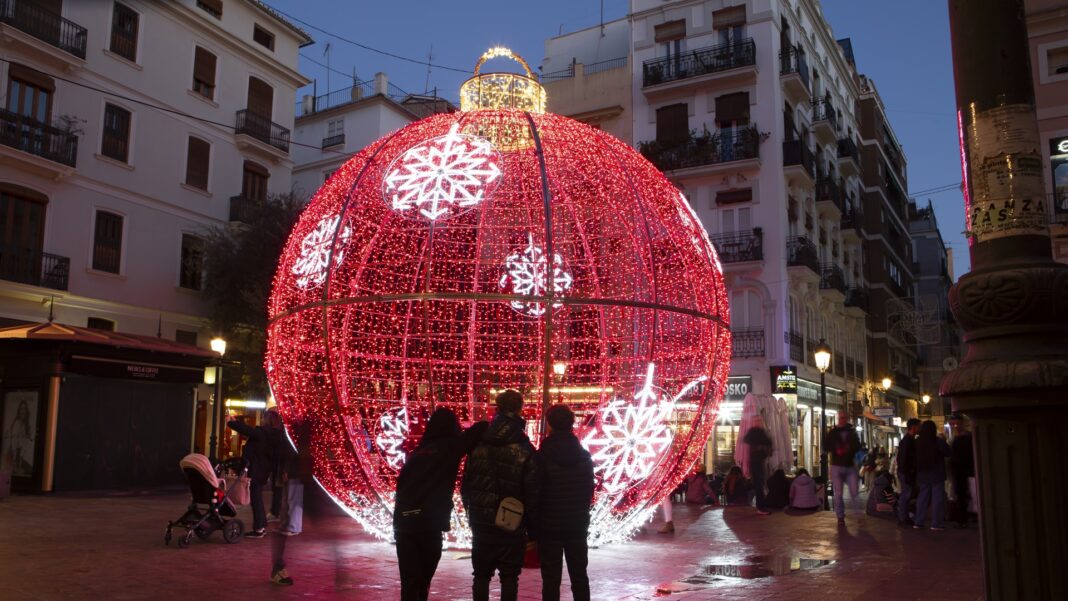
[177,530,193,548]
[194,523,214,540]
[222,519,244,544]
[164,528,172,546]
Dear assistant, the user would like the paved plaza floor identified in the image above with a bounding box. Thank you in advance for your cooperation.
[0,490,982,600]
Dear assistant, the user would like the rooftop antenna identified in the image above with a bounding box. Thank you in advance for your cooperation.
[323,42,332,93]
[156,312,163,338]
[424,44,433,94]
[600,0,605,37]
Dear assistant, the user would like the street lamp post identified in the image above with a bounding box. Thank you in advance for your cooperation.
[208,337,226,463]
[814,339,831,511]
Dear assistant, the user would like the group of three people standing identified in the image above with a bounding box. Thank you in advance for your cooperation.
[393,389,594,601]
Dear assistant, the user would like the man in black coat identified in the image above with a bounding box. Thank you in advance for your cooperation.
[393,408,488,601]
[461,390,539,601]
[896,418,921,526]
[948,413,975,527]
[228,408,283,537]
[534,404,594,601]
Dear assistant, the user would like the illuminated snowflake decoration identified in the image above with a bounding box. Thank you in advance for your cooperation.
[293,214,351,289]
[374,406,409,471]
[383,123,502,220]
[583,364,675,494]
[498,233,574,317]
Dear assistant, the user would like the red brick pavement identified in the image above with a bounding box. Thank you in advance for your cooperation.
[0,492,982,600]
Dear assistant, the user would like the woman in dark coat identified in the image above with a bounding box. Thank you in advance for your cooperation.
[912,420,951,530]
[227,408,284,537]
[393,408,487,601]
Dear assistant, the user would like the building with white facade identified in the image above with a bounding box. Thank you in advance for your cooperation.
[0,0,310,492]
[544,0,919,472]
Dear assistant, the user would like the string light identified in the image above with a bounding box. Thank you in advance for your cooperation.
[265,48,732,548]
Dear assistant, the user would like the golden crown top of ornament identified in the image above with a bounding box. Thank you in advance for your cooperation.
[460,47,546,113]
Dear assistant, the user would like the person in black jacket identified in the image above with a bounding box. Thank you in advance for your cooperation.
[393,407,488,601]
[461,390,539,601]
[948,413,975,527]
[896,418,921,526]
[534,404,594,601]
[228,408,284,538]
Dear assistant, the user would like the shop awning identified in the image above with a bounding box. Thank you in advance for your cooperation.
[877,425,900,433]
[0,321,218,359]
[863,411,886,424]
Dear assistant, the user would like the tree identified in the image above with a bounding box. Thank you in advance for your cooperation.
[201,193,303,399]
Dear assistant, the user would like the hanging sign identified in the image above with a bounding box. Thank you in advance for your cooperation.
[770,365,797,395]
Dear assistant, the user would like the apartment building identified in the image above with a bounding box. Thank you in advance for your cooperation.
[291,74,455,200]
[1025,0,1068,262]
[0,0,310,492]
[543,0,924,471]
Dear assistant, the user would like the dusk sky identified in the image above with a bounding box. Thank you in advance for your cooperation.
[266,0,970,276]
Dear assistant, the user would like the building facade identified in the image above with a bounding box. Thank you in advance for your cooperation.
[0,0,310,492]
[543,0,922,472]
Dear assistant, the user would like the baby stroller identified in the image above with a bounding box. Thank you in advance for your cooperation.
[165,454,248,548]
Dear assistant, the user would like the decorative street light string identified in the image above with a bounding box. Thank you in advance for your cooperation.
[0,58,352,156]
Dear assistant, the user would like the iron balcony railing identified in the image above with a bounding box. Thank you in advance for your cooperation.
[709,228,763,263]
[819,263,848,294]
[782,138,815,178]
[0,0,87,59]
[732,328,765,358]
[837,137,859,163]
[779,45,810,88]
[0,107,78,167]
[321,134,345,148]
[816,177,843,212]
[0,246,70,290]
[811,96,838,130]
[642,38,756,87]
[640,126,759,171]
[540,64,575,83]
[584,56,627,75]
[845,287,870,312]
[786,235,819,273]
[841,208,862,234]
[235,110,290,153]
[229,195,257,223]
[787,330,804,363]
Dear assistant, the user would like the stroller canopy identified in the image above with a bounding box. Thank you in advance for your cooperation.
[180,453,219,488]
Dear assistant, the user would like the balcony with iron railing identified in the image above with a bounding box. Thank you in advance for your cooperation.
[787,330,804,363]
[321,134,345,149]
[819,263,848,295]
[844,287,870,313]
[786,235,819,274]
[841,207,862,237]
[639,126,759,172]
[810,96,838,144]
[228,195,259,224]
[815,177,844,214]
[779,45,810,103]
[837,137,860,175]
[0,246,70,290]
[782,138,815,183]
[0,0,87,59]
[235,110,290,153]
[0,107,79,168]
[732,328,765,358]
[642,39,756,88]
[709,228,763,264]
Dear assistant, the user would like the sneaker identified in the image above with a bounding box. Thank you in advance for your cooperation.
[657,521,675,534]
[266,514,281,523]
[930,526,945,531]
[246,529,266,539]
[756,510,770,516]
[279,530,300,537]
[271,569,294,586]
[912,524,923,529]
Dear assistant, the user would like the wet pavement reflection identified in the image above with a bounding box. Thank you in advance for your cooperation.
[657,555,835,594]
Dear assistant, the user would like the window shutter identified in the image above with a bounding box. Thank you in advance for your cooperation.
[92,211,123,273]
[654,20,686,43]
[8,63,55,92]
[713,6,746,29]
[198,0,223,18]
[655,103,689,145]
[247,77,274,119]
[110,3,139,61]
[716,188,753,205]
[102,104,132,163]
[715,92,750,125]
[186,137,210,190]
[242,160,269,202]
[193,47,217,97]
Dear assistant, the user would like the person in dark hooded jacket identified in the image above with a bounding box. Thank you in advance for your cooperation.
[461,390,539,601]
[394,407,488,601]
[534,404,594,601]
[228,408,284,537]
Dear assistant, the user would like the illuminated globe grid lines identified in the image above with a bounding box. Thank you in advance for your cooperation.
[266,110,731,546]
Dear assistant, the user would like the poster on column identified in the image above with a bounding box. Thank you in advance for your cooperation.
[2,390,38,478]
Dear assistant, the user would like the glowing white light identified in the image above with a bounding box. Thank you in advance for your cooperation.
[498,233,573,317]
[384,123,502,220]
[293,214,351,289]
[374,406,409,471]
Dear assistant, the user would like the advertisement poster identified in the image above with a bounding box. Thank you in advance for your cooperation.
[1051,136,1068,217]
[2,390,39,479]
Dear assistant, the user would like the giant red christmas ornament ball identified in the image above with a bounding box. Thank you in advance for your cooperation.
[266,49,731,545]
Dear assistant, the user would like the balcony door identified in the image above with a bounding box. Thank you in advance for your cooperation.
[720,206,751,235]
[0,187,46,286]
[247,76,273,120]
[716,92,750,162]
[6,65,55,157]
[713,6,746,49]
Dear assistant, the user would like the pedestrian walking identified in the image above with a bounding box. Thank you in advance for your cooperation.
[823,412,861,524]
[742,415,773,515]
[461,390,539,601]
[394,407,489,601]
[657,497,674,534]
[270,416,313,586]
[913,420,951,531]
[227,408,284,538]
[533,405,594,601]
[896,418,921,526]
[789,468,820,510]
[948,413,975,528]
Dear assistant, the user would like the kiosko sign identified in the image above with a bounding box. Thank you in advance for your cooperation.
[725,375,752,401]
[770,365,797,394]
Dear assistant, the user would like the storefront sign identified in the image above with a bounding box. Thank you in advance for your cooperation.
[770,365,797,394]
[724,375,752,401]
[873,407,896,418]
[1050,136,1068,218]
[68,356,206,384]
